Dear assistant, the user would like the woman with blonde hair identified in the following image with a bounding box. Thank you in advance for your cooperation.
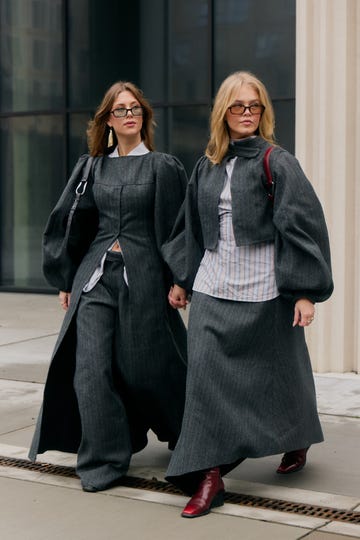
[165,71,333,518]
[29,81,188,493]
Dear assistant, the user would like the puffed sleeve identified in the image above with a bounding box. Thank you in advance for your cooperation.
[271,149,334,303]
[154,153,188,245]
[161,156,205,291]
[154,153,189,285]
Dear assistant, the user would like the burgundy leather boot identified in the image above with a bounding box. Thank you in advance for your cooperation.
[181,467,225,518]
[277,447,309,474]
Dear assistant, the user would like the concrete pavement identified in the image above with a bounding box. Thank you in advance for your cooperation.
[0,292,359,539]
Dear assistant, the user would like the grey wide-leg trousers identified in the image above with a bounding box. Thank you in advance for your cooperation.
[74,251,132,489]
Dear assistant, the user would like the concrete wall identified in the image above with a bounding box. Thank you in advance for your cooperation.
[296,0,360,372]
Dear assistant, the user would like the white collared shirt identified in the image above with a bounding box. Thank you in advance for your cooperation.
[107,141,149,158]
[83,142,150,292]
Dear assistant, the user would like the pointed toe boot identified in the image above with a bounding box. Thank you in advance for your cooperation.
[277,447,309,474]
[181,467,225,518]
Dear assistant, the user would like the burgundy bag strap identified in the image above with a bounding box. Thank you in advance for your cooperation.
[263,146,275,204]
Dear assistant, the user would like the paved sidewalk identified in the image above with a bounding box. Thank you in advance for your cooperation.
[0,292,359,540]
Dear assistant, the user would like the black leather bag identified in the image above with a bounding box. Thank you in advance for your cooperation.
[42,156,99,291]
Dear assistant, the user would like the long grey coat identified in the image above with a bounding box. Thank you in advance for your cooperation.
[29,151,188,459]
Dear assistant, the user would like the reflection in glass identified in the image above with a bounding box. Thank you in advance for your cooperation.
[68,0,141,109]
[0,0,63,112]
[140,0,166,103]
[214,0,296,99]
[273,99,295,153]
[153,108,167,153]
[69,114,92,169]
[0,0,297,290]
[169,0,210,102]
[170,106,210,173]
[0,116,64,288]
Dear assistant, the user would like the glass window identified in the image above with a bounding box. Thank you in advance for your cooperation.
[0,115,64,288]
[32,0,47,29]
[272,99,295,153]
[170,106,210,173]
[68,0,142,110]
[0,0,296,291]
[169,0,210,103]
[214,0,296,99]
[139,0,166,103]
[0,0,63,112]
[214,0,295,153]
[153,108,167,153]
[68,113,92,170]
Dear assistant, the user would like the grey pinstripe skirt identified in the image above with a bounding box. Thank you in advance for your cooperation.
[166,291,323,487]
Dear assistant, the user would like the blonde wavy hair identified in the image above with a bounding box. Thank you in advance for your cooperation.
[206,71,276,164]
[87,81,155,156]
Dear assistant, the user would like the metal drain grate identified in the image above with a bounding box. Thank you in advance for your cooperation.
[1,455,360,524]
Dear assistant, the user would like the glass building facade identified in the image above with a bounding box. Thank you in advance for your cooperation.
[0,0,295,291]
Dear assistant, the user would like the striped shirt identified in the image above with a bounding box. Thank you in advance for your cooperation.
[193,157,279,302]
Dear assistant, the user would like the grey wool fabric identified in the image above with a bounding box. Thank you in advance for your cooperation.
[29,152,188,488]
[163,137,333,303]
[166,292,323,487]
[164,136,333,490]
[74,251,133,488]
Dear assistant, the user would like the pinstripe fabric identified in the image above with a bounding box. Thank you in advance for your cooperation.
[75,251,132,488]
[164,136,331,493]
[171,137,333,304]
[83,142,149,293]
[29,152,188,470]
[193,157,279,302]
[166,291,323,487]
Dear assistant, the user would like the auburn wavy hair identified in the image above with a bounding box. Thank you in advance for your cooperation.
[206,71,276,164]
[87,81,155,156]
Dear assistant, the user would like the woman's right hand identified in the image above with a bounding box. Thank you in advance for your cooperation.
[168,284,188,310]
[59,291,71,311]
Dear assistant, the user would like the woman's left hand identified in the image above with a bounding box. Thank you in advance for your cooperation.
[168,284,188,310]
[59,290,71,311]
[293,298,315,327]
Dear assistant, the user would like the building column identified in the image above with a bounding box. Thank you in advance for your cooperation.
[296,0,360,373]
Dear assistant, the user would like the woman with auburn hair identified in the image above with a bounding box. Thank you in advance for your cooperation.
[87,81,155,156]
[29,81,188,493]
[164,71,333,518]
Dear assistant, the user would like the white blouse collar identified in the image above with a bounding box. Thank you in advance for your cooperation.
[108,141,150,158]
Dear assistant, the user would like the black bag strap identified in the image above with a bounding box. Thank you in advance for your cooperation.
[64,156,94,241]
[263,146,275,204]
[75,156,94,198]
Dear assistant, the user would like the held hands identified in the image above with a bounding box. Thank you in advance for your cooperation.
[59,291,71,311]
[293,298,315,327]
[168,284,189,310]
